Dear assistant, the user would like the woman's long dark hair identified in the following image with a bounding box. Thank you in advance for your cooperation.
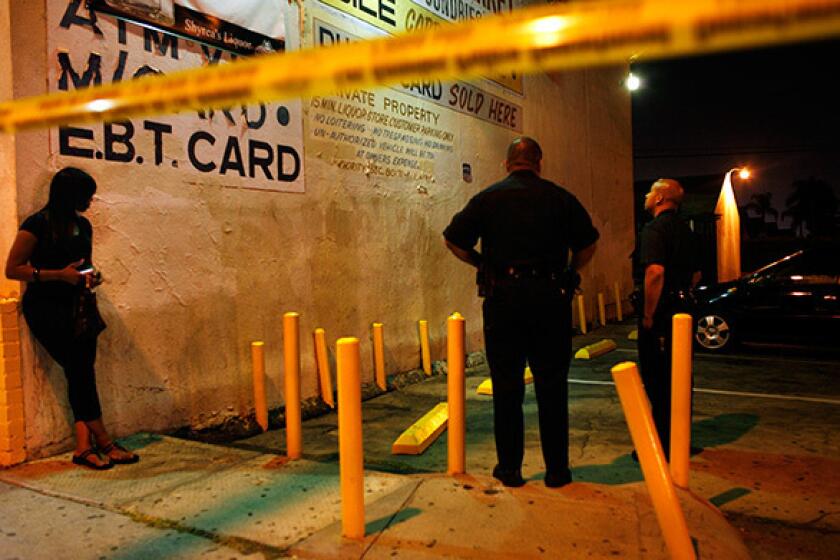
[43,167,97,243]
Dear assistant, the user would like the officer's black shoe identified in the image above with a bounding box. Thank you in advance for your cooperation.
[492,465,526,487]
[544,470,573,488]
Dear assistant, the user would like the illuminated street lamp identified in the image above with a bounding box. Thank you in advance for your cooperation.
[715,167,751,283]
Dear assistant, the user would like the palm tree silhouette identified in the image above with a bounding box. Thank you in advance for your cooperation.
[783,177,838,238]
[744,192,779,237]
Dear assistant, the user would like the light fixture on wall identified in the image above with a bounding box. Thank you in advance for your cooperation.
[625,72,642,92]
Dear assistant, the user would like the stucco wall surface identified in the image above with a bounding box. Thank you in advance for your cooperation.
[3,1,633,457]
[0,0,18,298]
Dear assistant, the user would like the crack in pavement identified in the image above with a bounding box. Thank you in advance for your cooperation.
[360,479,424,559]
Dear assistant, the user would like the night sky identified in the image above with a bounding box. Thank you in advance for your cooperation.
[631,37,840,224]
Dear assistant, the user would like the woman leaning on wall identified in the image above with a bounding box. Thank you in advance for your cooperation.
[4,167,139,469]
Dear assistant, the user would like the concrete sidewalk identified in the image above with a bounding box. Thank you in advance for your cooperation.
[0,434,749,559]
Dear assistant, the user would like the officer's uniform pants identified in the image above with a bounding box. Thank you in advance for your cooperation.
[482,290,572,476]
[637,315,672,460]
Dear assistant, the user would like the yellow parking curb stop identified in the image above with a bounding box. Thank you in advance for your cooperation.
[476,367,533,396]
[575,339,617,360]
[391,402,449,455]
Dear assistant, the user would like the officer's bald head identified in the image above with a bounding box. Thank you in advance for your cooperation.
[651,179,684,203]
[645,178,684,215]
[506,136,542,173]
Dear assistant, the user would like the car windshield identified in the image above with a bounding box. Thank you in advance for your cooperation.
[745,250,804,281]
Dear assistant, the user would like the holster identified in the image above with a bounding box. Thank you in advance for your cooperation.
[478,262,578,302]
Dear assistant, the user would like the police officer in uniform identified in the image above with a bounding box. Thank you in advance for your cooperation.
[637,178,700,460]
[443,137,599,488]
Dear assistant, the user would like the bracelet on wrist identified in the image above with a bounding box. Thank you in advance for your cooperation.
[33,267,41,282]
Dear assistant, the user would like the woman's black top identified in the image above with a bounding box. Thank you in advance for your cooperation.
[20,210,92,300]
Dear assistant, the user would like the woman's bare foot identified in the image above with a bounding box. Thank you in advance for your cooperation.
[98,441,140,464]
[72,448,113,470]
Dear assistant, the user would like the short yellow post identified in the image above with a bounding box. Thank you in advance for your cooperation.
[250,342,268,432]
[597,292,606,327]
[670,313,694,489]
[372,322,386,391]
[614,281,624,322]
[418,319,431,375]
[447,312,466,475]
[337,337,365,540]
[314,328,334,408]
[283,312,302,459]
[611,362,696,560]
[576,294,587,334]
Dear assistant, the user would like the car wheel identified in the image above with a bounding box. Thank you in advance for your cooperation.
[694,313,734,352]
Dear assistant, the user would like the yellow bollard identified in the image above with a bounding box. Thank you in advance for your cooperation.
[614,281,624,322]
[670,314,694,489]
[283,312,302,459]
[418,319,431,375]
[597,292,607,327]
[314,328,335,408]
[577,294,587,334]
[611,362,696,560]
[372,322,386,391]
[447,312,466,475]
[250,342,268,432]
[337,337,365,540]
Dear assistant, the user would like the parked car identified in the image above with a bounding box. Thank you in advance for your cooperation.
[692,247,840,352]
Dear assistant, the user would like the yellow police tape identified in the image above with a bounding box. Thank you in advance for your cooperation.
[1,0,840,132]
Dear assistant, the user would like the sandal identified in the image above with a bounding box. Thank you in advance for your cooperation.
[100,441,140,464]
[72,448,113,470]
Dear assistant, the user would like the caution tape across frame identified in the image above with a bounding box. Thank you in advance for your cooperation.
[2,0,840,132]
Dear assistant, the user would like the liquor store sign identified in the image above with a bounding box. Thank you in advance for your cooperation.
[49,1,304,193]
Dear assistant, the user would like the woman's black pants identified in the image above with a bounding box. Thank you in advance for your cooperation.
[22,294,102,422]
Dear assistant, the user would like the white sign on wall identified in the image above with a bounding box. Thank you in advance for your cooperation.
[176,0,286,40]
[49,1,304,193]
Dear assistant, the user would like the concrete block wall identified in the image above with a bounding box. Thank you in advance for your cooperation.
[0,297,25,467]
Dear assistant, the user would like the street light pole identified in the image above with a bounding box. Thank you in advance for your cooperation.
[715,168,750,283]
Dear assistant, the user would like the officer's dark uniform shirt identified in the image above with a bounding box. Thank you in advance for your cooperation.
[638,209,698,314]
[443,170,599,272]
